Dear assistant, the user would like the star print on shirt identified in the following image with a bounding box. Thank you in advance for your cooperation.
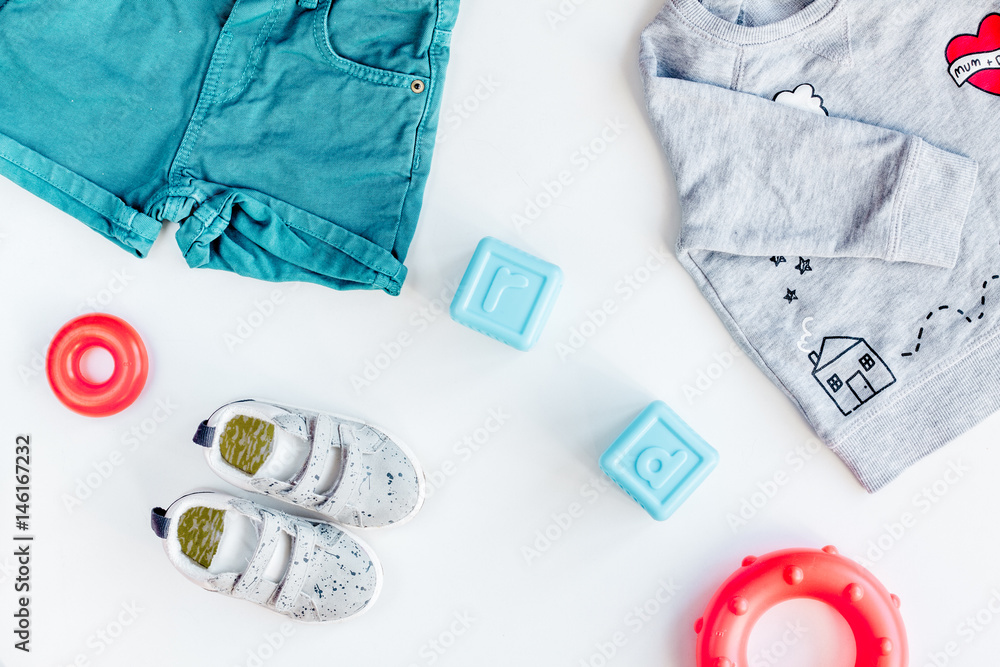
[770,256,786,267]
[795,257,812,275]
[784,289,798,303]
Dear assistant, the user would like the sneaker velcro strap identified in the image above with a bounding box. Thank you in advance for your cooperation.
[150,507,170,539]
[288,414,336,497]
[318,436,363,519]
[279,485,327,508]
[276,523,316,613]
[248,477,325,508]
[192,421,215,448]
[233,511,283,600]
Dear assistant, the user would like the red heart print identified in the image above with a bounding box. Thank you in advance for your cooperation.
[947,13,1000,96]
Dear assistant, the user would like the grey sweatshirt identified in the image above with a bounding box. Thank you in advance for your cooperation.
[640,0,1000,491]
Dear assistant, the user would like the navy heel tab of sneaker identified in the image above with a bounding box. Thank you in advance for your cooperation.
[193,421,215,448]
[151,507,170,539]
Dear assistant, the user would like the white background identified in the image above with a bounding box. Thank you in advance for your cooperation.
[2,0,999,665]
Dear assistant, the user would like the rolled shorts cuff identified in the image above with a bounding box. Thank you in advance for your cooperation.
[175,185,408,295]
[0,131,160,257]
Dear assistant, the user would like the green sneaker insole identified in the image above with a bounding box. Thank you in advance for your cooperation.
[219,415,275,476]
[177,506,226,569]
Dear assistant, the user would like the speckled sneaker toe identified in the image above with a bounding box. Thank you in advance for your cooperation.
[150,492,381,623]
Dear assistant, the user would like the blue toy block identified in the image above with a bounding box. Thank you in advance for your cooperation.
[450,237,563,351]
[600,401,718,521]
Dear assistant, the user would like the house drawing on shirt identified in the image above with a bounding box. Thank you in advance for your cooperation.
[808,337,895,416]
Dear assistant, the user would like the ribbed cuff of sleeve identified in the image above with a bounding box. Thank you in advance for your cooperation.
[890,139,978,269]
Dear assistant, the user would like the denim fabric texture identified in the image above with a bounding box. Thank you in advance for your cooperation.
[0,0,459,294]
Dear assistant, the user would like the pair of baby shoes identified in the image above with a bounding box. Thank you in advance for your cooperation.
[150,399,425,623]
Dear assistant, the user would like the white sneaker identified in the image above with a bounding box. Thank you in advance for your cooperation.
[150,492,382,622]
[193,400,425,528]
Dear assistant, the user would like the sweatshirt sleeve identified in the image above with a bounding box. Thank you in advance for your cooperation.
[641,61,979,270]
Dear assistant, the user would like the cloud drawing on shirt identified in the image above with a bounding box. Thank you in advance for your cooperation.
[772,84,829,116]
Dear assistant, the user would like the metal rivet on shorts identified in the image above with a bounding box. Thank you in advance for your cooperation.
[411,79,425,94]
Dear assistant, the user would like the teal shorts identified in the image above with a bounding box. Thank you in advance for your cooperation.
[0,0,458,294]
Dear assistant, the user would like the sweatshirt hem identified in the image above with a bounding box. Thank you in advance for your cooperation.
[829,326,1000,492]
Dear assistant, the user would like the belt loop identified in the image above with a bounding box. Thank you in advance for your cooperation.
[297,0,318,8]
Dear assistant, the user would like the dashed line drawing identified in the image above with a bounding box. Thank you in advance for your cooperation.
[903,273,998,356]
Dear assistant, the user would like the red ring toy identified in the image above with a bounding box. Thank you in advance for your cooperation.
[46,314,148,417]
[695,546,907,667]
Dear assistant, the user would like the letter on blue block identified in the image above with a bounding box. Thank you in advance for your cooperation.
[450,237,562,351]
[600,401,718,521]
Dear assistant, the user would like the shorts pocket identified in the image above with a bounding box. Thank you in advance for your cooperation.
[313,0,434,87]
